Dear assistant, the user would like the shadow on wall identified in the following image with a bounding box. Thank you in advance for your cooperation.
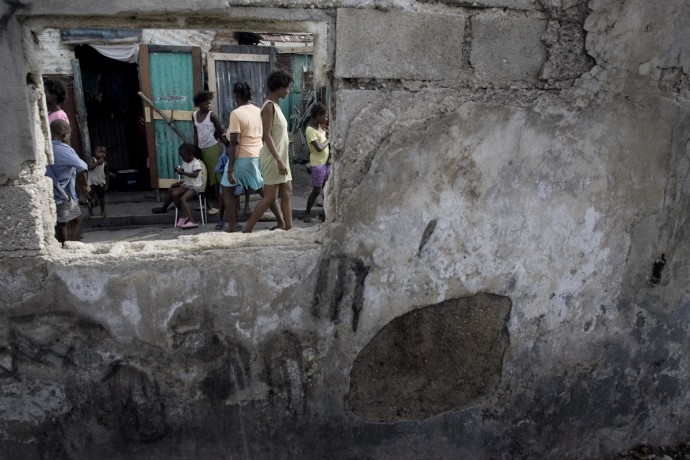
[346,293,512,422]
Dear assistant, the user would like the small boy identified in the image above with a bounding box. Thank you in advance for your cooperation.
[151,143,203,229]
[87,144,107,218]
[45,119,89,244]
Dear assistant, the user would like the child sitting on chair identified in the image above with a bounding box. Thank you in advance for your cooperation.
[152,142,203,229]
[87,144,107,218]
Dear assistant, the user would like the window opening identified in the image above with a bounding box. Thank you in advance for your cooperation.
[37,25,329,244]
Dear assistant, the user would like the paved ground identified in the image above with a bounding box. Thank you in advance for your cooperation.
[80,161,324,244]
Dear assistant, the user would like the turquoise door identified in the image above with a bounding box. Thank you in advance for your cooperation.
[140,45,201,188]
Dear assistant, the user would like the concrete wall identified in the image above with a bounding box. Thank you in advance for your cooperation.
[2,0,690,458]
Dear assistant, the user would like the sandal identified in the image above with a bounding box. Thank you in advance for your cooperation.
[180,220,199,229]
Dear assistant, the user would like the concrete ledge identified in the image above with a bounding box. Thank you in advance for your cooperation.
[335,8,466,80]
[470,13,547,86]
[417,0,539,10]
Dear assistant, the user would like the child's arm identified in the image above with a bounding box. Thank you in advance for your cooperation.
[174,166,200,178]
[192,114,199,146]
[307,126,330,152]
[211,112,224,140]
[226,133,240,185]
[87,156,104,170]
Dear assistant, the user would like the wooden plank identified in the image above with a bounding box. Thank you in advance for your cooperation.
[208,52,270,63]
[148,45,195,53]
[138,44,160,189]
[70,59,91,158]
[207,53,219,117]
[192,46,202,96]
[276,46,314,54]
[157,178,178,189]
[152,110,195,121]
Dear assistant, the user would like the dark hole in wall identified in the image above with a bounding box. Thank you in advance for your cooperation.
[649,253,666,286]
[346,293,511,422]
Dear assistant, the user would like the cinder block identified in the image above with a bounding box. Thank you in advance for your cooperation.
[333,89,378,150]
[336,8,466,80]
[0,180,54,253]
[470,14,547,85]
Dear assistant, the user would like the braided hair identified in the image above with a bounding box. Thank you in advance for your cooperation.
[233,81,253,101]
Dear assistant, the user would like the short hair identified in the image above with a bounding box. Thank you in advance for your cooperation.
[193,91,214,107]
[266,70,293,92]
[233,81,253,101]
[50,119,70,138]
[44,79,67,105]
[310,102,327,119]
[178,142,197,157]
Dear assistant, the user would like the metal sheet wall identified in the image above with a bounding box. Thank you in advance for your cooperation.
[215,46,275,128]
[149,51,195,179]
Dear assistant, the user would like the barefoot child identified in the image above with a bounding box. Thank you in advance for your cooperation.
[151,143,203,229]
[87,144,107,218]
[46,120,89,244]
[304,103,330,223]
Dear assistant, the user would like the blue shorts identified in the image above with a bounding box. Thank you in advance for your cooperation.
[221,157,263,191]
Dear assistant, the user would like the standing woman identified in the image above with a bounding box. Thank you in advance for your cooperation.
[243,69,293,233]
[221,81,283,232]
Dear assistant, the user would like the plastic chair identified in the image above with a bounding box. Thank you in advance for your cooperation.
[174,161,208,226]
[174,193,207,227]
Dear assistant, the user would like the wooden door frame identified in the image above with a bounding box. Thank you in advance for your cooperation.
[207,51,272,118]
[139,44,202,188]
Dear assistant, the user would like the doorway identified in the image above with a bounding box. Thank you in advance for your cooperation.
[74,45,148,190]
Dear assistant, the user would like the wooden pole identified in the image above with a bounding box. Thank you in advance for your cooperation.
[137,91,191,144]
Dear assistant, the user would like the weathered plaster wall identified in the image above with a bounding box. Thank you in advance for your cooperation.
[1,0,690,459]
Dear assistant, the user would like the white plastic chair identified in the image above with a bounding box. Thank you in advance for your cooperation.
[174,162,208,227]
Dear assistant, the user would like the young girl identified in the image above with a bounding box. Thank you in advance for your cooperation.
[151,143,203,229]
[45,78,69,124]
[221,81,282,232]
[193,91,224,214]
[243,69,294,233]
[87,144,108,218]
[304,103,330,223]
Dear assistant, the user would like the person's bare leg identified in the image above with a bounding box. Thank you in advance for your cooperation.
[56,223,68,244]
[70,216,83,241]
[256,187,284,229]
[305,186,321,222]
[222,186,239,232]
[280,181,293,230]
[169,187,183,218]
[243,184,280,233]
[179,188,197,223]
[152,187,175,213]
[243,189,251,214]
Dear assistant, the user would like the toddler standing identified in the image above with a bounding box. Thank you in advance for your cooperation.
[87,144,108,218]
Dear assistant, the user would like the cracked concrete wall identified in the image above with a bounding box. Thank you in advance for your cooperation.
[1,0,690,459]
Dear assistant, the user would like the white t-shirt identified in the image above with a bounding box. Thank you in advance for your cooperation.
[182,158,203,189]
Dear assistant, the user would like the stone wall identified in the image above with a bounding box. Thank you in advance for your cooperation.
[1,0,690,458]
